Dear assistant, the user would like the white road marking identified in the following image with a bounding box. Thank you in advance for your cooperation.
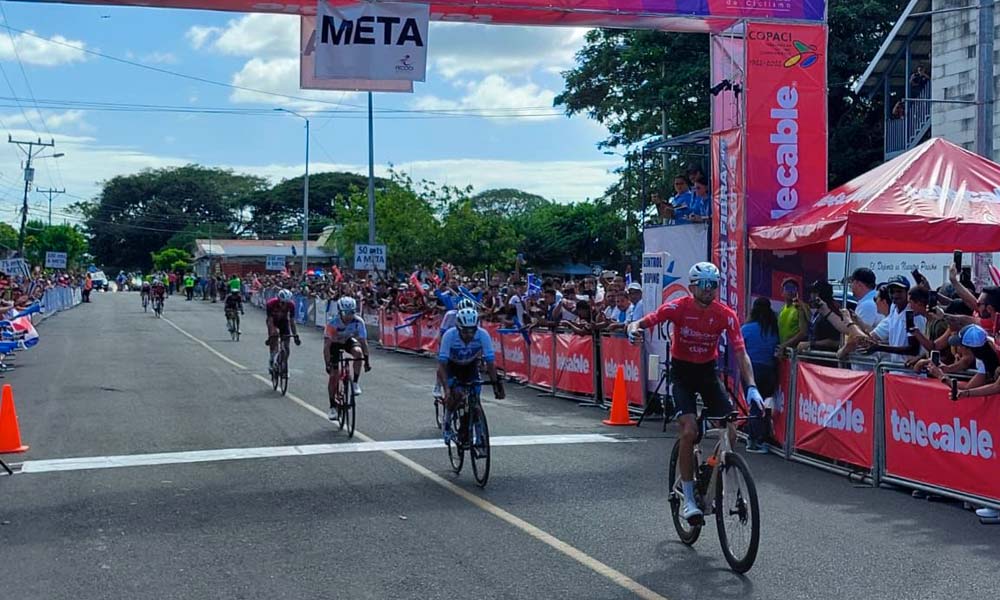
[19,434,623,474]
[159,314,669,600]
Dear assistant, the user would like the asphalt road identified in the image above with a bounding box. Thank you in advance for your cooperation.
[1,291,996,600]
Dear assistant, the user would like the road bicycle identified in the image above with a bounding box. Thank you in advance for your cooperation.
[667,411,760,573]
[269,334,291,395]
[444,378,494,488]
[141,293,148,312]
[153,296,164,318]
[226,310,241,342]
[330,356,365,438]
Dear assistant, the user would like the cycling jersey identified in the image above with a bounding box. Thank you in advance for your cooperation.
[151,284,166,298]
[437,327,495,366]
[141,283,151,293]
[439,309,457,336]
[324,314,368,344]
[642,296,745,364]
[266,298,296,322]
[224,293,243,311]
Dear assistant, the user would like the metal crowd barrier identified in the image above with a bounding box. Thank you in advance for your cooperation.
[37,286,82,321]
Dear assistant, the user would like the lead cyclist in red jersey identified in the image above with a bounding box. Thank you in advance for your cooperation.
[627,262,763,523]
[266,289,301,370]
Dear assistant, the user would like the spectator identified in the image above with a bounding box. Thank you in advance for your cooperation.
[82,273,93,303]
[892,99,905,119]
[797,280,842,353]
[607,292,633,329]
[667,175,694,222]
[776,278,808,357]
[905,287,948,355]
[849,267,881,329]
[910,298,976,375]
[926,324,1000,524]
[649,189,674,224]
[626,282,644,321]
[948,264,1000,336]
[681,177,711,224]
[508,280,527,326]
[535,288,573,328]
[910,65,929,95]
[861,275,925,362]
[742,297,779,453]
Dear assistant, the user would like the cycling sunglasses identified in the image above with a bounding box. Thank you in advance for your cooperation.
[693,279,720,291]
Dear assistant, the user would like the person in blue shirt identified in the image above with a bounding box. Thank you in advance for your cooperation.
[667,175,694,223]
[436,307,505,443]
[740,297,780,453]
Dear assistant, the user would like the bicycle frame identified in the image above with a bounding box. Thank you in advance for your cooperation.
[692,416,739,517]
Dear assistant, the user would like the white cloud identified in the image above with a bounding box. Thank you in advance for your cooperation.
[413,75,558,120]
[187,14,297,59]
[0,109,92,133]
[229,57,359,112]
[0,30,88,67]
[428,24,587,79]
[141,51,178,65]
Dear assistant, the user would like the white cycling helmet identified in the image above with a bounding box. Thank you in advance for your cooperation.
[455,307,479,329]
[337,296,358,315]
[277,289,293,302]
[688,262,721,286]
[456,297,475,310]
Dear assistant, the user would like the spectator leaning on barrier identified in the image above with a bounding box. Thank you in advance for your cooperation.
[796,280,841,353]
[626,282,644,321]
[776,278,807,357]
[910,299,976,375]
[607,291,633,330]
[925,323,1000,524]
[742,297,780,453]
[850,267,881,329]
[905,287,948,356]
[860,275,925,362]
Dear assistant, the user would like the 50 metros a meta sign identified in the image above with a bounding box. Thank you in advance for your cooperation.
[26,1,826,28]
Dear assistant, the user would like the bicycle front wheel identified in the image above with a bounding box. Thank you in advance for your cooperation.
[470,406,491,488]
[345,378,356,438]
[447,409,464,473]
[714,452,760,574]
[667,440,702,545]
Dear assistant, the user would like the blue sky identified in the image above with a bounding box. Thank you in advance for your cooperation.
[0,2,619,228]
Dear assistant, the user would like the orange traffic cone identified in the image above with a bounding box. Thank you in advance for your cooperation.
[0,384,28,453]
[603,366,637,426]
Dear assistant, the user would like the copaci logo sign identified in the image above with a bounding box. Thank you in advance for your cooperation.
[783,40,821,68]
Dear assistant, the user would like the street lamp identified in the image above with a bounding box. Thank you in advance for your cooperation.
[274,108,310,276]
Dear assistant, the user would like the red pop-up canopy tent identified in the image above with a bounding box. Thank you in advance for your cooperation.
[749,138,1000,253]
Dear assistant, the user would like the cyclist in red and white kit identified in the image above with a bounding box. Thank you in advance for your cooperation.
[627,262,762,524]
[266,289,301,371]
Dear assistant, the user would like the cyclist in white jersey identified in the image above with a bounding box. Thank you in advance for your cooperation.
[324,296,371,421]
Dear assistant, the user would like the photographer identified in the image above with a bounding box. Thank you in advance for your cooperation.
[909,299,976,374]
[795,281,841,353]
[858,275,924,362]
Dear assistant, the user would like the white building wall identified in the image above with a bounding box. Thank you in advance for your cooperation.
[931,0,1000,160]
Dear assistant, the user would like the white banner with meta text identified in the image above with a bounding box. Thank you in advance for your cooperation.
[314,1,428,82]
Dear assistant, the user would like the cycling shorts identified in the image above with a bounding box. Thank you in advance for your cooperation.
[328,338,361,366]
[270,319,291,337]
[670,358,733,419]
[446,361,480,389]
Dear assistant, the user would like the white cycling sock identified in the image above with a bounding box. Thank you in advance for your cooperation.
[682,480,696,504]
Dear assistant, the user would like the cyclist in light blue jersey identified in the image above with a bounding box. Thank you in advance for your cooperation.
[436,307,504,442]
[324,296,371,420]
[433,297,476,399]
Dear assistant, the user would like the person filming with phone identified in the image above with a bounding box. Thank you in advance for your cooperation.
[856,275,925,362]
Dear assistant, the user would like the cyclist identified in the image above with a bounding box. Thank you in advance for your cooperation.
[140,279,151,308]
[323,296,371,420]
[228,274,242,295]
[433,297,475,399]
[627,262,762,524]
[224,288,244,334]
[266,289,301,373]
[150,277,167,311]
[436,307,505,444]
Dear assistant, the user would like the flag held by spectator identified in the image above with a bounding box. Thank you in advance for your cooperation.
[499,316,532,347]
[333,266,344,283]
[409,271,424,295]
[527,274,542,298]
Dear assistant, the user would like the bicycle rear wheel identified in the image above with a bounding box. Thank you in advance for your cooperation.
[714,452,760,573]
[271,362,279,391]
[434,396,443,430]
[470,404,491,488]
[447,408,464,473]
[337,377,348,431]
[345,377,356,438]
[667,441,702,545]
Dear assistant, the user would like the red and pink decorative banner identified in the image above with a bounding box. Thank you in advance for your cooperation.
[884,374,1000,502]
[555,333,596,396]
[744,22,828,228]
[793,361,875,469]
[600,335,644,407]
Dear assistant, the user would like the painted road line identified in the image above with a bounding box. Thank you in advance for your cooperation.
[165,316,669,600]
[19,434,623,474]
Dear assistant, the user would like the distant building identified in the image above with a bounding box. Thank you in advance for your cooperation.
[192,239,338,278]
[855,0,999,161]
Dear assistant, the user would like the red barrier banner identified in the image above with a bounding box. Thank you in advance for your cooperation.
[884,374,1000,502]
[744,22,828,228]
[555,333,595,396]
[395,312,421,352]
[501,333,529,382]
[772,358,792,447]
[793,362,875,469]
[528,330,554,389]
[482,322,505,371]
[379,310,396,349]
[601,335,644,407]
[418,314,441,354]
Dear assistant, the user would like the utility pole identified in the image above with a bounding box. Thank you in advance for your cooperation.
[975,0,995,160]
[9,136,57,254]
[36,187,65,227]
[367,91,376,244]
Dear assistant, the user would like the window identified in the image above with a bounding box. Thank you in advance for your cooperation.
[968,46,977,59]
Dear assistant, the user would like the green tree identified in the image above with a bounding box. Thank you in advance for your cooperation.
[333,171,440,271]
[514,201,625,268]
[0,222,18,254]
[252,172,389,238]
[556,0,904,189]
[469,188,550,218]
[151,247,193,272]
[439,201,520,271]
[23,220,89,267]
[165,222,234,252]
